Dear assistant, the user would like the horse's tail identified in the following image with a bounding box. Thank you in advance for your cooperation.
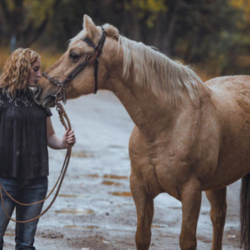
[241,173,250,250]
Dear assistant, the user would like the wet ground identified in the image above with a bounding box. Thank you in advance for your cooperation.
[4,91,241,249]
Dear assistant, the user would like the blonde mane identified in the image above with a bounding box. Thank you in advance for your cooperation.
[103,24,207,107]
[72,23,207,107]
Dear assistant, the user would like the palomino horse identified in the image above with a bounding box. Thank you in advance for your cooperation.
[35,15,250,250]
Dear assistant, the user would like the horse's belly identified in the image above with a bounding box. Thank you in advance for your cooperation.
[201,155,250,190]
[130,141,219,199]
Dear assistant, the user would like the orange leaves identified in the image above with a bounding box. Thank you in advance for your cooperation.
[133,0,167,12]
[230,0,250,24]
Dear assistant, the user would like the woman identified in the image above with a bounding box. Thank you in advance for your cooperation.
[0,48,76,250]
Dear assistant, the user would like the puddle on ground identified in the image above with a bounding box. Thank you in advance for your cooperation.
[102,180,122,186]
[55,208,94,215]
[84,174,99,178]
[58,194,84,198]
[65,225,99,230]
[101,238,109,244]
[121,157,130,160]
[151,225,165,229]
[201,211,209,215]
[227,235,236,239]
[109,191,132,197]
[168,206,182,210]
[41,232,64,239]
[103,174,128,179]
[122,203,133,206]
[84,174,128,180]
[84,225,99,229]
[108,145,124,149]
[71,151,95,158]
[4,233,15,236]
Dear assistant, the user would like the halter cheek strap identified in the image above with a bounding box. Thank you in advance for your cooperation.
[83,29,106,94]
[42,28,106,103]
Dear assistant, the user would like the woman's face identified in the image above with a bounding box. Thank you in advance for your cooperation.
[28,58,41,87]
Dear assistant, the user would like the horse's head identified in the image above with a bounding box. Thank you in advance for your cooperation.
[35,15,120,107]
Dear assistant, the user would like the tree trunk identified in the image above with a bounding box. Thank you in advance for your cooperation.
[162,0,180,56]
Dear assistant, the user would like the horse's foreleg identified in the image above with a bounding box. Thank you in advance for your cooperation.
[180,181,202,250]
[130,175,154,250]
[205,188,227,250]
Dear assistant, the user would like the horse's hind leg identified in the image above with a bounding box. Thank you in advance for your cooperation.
[180,180,202,250]
[130,175,154,250]
[205,188,227,250]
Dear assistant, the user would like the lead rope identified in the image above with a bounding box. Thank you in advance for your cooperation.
[0,102,72,223]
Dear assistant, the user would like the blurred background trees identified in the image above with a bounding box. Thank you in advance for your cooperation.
[0,0,250,78]
[0,0,61,48]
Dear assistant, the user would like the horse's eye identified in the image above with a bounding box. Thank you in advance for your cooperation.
[69,52,80,61]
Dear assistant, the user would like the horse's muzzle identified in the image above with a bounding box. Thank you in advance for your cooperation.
[33,86,41,99]
[42,95,56,108]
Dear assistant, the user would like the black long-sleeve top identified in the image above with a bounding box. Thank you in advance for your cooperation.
[0,88,52,179]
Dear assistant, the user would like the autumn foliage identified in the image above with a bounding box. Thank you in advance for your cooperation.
[0,0,250,77]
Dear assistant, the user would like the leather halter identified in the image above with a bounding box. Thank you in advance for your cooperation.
[42,28,106,104]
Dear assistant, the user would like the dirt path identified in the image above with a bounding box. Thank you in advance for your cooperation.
[4,92,241,250]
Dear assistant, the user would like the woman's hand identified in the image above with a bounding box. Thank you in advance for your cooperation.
[47,118,76,149]
[62,129,76,148]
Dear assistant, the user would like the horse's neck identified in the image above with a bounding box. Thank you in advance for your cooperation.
[105,77,190,135]
[102,45,209,135]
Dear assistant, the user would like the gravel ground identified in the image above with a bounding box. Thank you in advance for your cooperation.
[3,91,242,250]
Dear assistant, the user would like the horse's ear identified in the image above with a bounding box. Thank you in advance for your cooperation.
[83,14,98,39]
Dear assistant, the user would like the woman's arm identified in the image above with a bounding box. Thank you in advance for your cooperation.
[47,117,76,149]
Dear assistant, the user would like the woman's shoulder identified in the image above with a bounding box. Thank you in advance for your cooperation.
[0,88,52,115]
[0,88,6,96]
[0,88,11,106]
[0,87,34,107]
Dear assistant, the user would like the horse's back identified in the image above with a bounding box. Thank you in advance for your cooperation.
[205,75,250,123]
[206,75,250,93]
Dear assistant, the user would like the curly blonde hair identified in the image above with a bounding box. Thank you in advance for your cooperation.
[0,48,40,97]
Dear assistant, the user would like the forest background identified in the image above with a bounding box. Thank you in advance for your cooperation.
[0,0,249,80]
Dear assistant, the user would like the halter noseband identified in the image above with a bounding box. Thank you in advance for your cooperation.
[42,28,106,104]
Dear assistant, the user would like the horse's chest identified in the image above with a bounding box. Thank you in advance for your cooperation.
[130,146,184,198]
